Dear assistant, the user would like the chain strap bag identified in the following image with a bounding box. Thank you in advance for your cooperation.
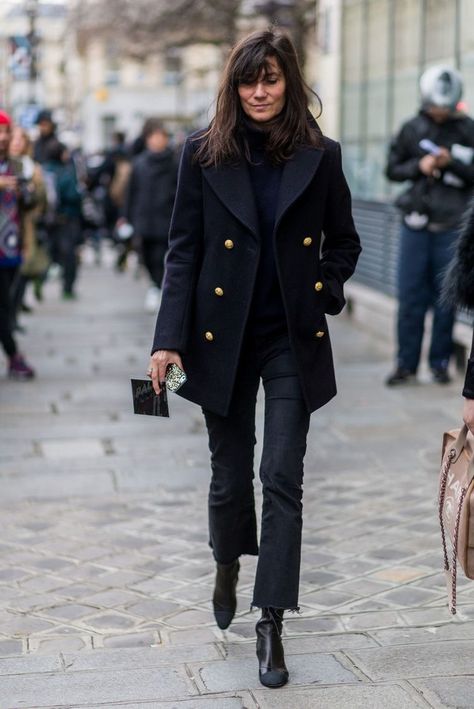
[439,425,474,614]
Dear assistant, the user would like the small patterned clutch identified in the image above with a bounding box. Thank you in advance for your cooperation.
[165,363,187,392]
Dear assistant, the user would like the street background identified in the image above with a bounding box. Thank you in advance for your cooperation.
[1,248,474,708]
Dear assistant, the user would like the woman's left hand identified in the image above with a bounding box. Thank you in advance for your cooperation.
[463,398,474,435]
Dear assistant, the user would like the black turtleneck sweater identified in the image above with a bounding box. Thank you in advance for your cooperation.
[245,124,287,338]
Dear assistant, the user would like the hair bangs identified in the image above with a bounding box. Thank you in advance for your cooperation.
[232,45,276,87]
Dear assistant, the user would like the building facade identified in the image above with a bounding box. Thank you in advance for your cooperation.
[315,0,474,201]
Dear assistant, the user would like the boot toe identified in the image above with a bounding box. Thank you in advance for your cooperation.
[259,668,289,688]
[213,608,234,630]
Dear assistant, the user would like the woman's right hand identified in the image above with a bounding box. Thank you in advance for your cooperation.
[148,349,184,395]
[463,398,474,435]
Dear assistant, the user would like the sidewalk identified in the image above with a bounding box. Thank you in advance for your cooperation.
[1,247,473,709]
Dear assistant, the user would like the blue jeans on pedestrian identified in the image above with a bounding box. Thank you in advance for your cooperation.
[203,331,311,611]
[396,223,457,373]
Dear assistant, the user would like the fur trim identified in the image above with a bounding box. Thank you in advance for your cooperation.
[442,200,474,310]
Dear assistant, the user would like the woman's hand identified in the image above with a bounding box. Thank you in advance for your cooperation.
[463,398,474,435]
[148,349,184,395]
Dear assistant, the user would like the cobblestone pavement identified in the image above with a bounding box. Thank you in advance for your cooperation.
[1,247,474,708]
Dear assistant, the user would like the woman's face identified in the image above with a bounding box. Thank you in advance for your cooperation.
[9,127,27,157]
[238,56,286,124]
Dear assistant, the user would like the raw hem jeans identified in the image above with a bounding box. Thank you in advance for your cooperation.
[203,331,311,611]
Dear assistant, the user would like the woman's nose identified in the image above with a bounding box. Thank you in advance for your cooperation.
[253,82,267,98]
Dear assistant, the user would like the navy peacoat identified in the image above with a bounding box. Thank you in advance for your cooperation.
[152,131,361,416]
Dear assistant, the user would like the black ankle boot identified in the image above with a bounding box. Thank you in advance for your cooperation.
[212,559,239,629]
[256,607,289,688]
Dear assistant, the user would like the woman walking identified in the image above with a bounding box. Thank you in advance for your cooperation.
[148,30,361,687]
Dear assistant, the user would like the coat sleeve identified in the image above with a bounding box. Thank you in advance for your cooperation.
[386,123,421,182]
[321,142,362,315]
[151,137,203,353]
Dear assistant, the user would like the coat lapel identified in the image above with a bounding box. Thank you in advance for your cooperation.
[203,161,259,237]
[275,147,324,229]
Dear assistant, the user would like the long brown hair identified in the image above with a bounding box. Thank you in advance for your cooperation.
[195,29,323,167]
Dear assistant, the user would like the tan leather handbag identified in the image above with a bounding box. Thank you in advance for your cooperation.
[439,425,474,614]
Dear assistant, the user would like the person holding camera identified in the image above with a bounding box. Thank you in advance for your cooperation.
[0,110,35,379]
[385,66,474,387]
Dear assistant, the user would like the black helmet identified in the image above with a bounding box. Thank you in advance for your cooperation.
[420,65,463,110]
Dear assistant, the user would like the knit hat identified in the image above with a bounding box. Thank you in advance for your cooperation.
[0,110,12,126]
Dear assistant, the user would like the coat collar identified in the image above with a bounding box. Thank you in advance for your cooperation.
[202,145,324,237]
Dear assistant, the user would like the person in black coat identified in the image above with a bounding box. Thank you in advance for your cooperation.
[443,202,474,432]
[124,119,177,312]
[147,30,361,688]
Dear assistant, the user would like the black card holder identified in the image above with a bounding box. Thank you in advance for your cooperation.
[131,379,169,417]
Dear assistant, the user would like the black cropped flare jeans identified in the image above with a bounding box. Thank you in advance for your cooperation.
[203,331,311,611]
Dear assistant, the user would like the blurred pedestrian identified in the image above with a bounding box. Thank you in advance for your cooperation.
[33,109,57,165]
[43,140,82,299]
[0,110,35,379]
[9,126,48,317]
[123,119,177,312]
[385,66,474,386]
[148,30,360,687]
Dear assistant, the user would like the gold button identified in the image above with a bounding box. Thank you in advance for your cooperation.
[205,331,214,341]
[303,237,312,246]
[224,239,234,250]
[314,281,323,292]
[214,287,224,297]
[315,331,325,338]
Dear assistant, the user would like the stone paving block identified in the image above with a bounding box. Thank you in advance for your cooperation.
[193,653,360,693]
[162,609,213,628]
[126,598,182,618]
[254,683,425,708]
[0,666,194,707]
[40,438,106,460]
[0,471,115,500]
[77,610,141,631]
[39,603,99,621]
[102,630,158,649]
[342,610,402,631]
[1,615,55,636]
[63,644,221,672]
[283,616,345,635]
[223,632,378,658]
[374,585,443,607]
[81,588,143,608]
[370,621,474,646]
[369,566,432,584]
[0,639,23,657]
[347,640,474,681]
[30,635,91,654]
[413,677,474,708]
[300,589,359,609]
[73,696,255,709]
[0,654,62,675]
[20,574,73,593]
[168,628,220,646]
